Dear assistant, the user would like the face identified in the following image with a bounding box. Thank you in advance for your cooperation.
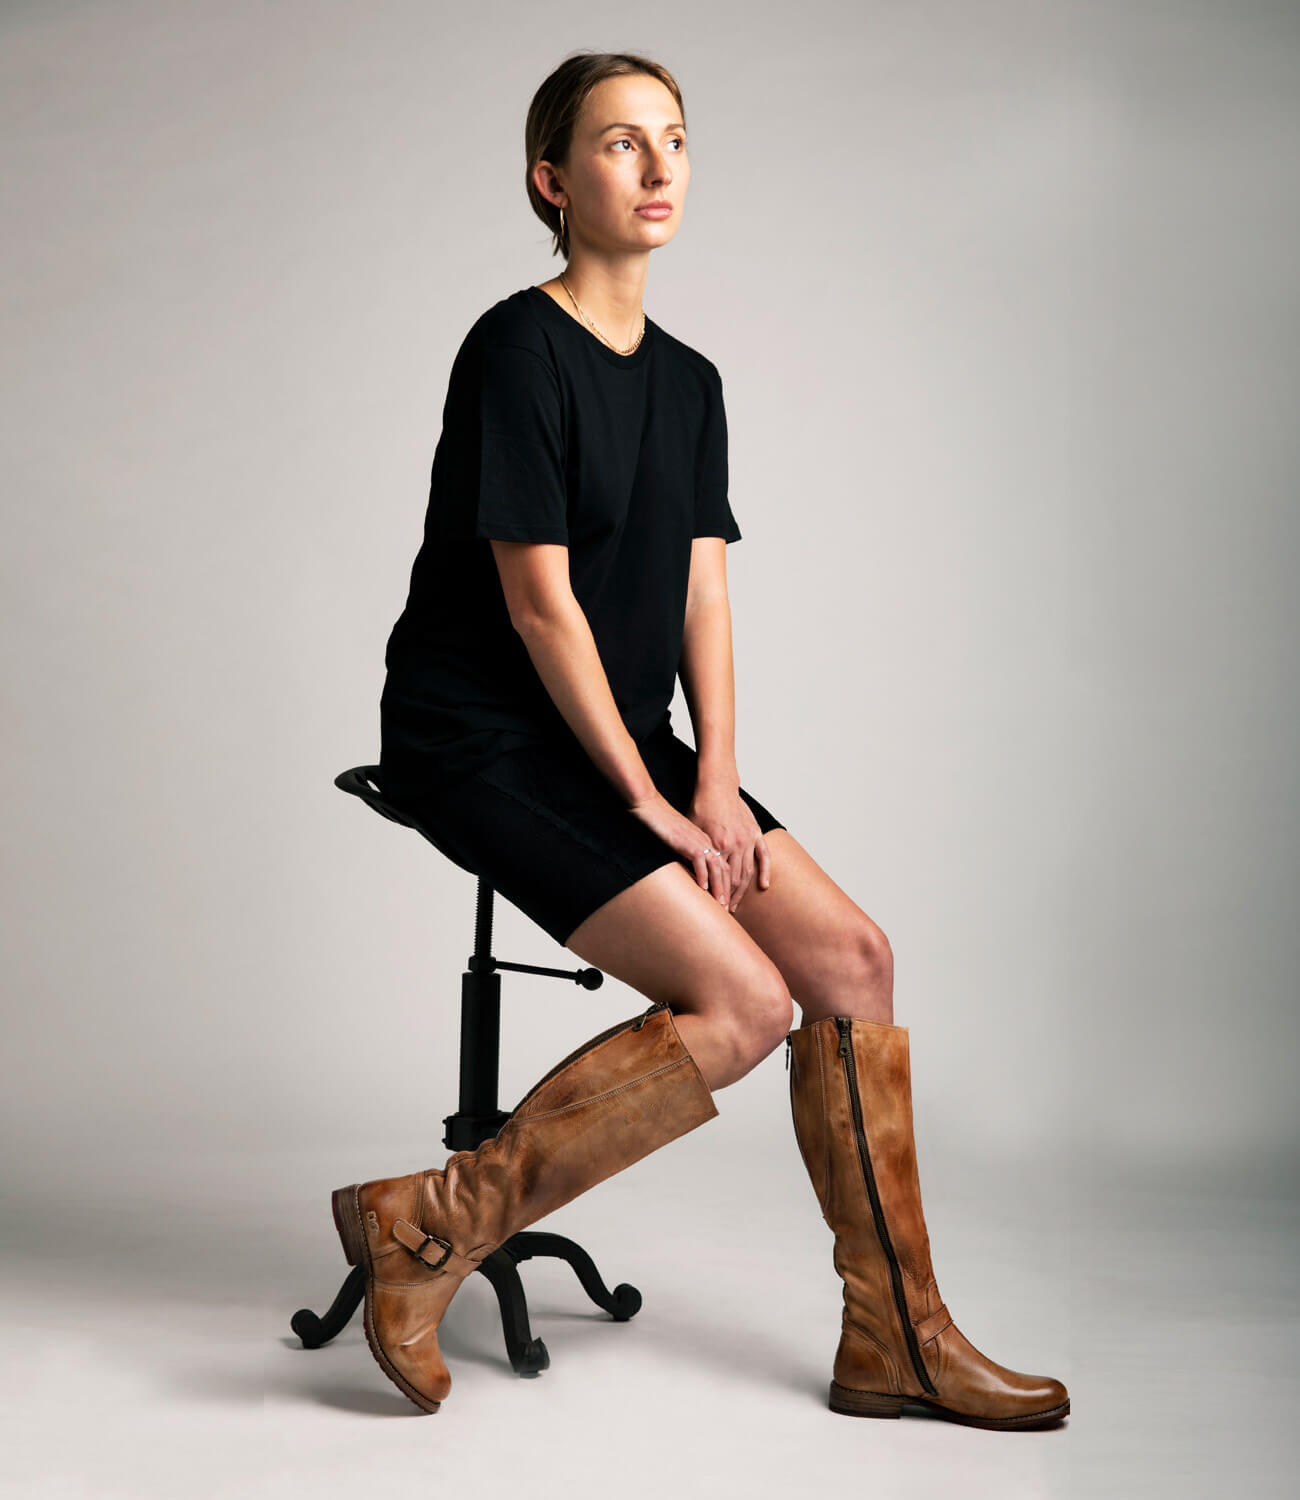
[541,73,689,253]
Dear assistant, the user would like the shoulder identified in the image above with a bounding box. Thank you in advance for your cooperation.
[472,288,552,352]
[456,288,558,375]
[651,322,724,401]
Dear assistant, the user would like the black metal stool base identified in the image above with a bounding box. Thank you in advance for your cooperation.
[290,1230,642,1376]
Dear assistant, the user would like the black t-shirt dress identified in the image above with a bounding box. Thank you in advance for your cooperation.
[378,285,742,795]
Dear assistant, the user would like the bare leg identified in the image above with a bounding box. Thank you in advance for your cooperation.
[728,829,895,1025]
[564,860,793,1090]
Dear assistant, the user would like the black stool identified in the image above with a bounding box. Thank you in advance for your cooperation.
[289,764,644,1378]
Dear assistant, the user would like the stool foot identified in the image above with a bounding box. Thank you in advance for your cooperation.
[290,1265,365,1349]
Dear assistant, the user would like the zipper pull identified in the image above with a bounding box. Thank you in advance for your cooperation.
[633,1000,667,1031]
[784,1033,792,1071]
[836,1017,851,1056]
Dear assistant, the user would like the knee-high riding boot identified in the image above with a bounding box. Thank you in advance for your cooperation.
[333,1000,718,1413]
[787,1016,1069,1429]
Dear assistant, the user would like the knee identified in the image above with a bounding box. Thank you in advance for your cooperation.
[847,917,893,989]
[825,917,893,1024]
[728,971,794,1072]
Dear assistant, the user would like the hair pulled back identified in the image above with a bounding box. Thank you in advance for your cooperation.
[525,51,685,259]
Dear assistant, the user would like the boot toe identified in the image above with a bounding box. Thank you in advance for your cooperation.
[369,1281,456,1410]
[386,1337,452,1408]
[987,1369,1068,1423]
[938,1324,1070,1424]
[1023,1373,1069,1414]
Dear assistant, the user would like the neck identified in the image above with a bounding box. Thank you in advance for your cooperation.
[557,257,647,341]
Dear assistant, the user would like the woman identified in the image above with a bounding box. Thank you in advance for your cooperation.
[339,51,1069,1429]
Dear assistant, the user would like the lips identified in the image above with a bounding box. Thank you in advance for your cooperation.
[635,202,672,217]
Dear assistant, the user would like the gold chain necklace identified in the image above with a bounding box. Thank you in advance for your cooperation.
[559,271,645,355]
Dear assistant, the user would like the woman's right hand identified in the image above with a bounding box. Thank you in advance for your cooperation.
[627,790,732,910]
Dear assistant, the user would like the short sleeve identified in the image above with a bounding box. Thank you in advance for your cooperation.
[473,342,569,544]
[693,364,742,543]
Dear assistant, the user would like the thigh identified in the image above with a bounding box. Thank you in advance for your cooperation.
[389,736,688,949]
[562,727,795,1032]
[564,857,787,1029]
[728,827,890,1007]
[633,725,876,1005]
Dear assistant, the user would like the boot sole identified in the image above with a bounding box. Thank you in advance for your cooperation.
[332,1185,443,1415]
[829,1379,1069,1429]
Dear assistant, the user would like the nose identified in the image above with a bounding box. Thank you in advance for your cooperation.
[643,148,673,188]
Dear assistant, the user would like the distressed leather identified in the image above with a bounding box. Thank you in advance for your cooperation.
[788,1016,1068,1424]
[341,1002,719,1411]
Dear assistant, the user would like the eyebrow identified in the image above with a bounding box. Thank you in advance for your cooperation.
[599,122,686,134]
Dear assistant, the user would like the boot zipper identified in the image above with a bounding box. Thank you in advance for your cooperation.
[835,1016,938,1397]
[511,1001,667,1115]
[785,1033,792,1071]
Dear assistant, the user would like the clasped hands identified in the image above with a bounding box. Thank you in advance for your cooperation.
[628,777,773,914]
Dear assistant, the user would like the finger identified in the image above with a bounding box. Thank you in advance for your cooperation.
[728,853,746,912]
[732,853,754,911]
[711,850,730,907]
[756,837,772,890]
[697,846,723,903]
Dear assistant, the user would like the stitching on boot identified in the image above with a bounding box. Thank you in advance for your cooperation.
[374,1275,460,1289]
[516,1056,694,1122]
[664,1009,716,1100]
[513,1015,676,1118]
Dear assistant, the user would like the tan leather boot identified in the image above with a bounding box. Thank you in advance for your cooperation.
[332,1000,718,1412]
[787,1016,1069,1429]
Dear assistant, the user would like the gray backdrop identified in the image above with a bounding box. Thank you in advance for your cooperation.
[3,2,1295,1497]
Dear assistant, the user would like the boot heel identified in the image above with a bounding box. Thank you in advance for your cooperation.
[332,1185,366,1266]
[829,1380,905,1418]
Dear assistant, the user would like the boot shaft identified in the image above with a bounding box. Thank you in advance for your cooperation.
[788,1017,1071,1425]
[426,1001,718,1253]
[361,1002,718,1276]
[788,1017,935,1291]
[336,1001,719,1414]
[788,1017,941,1395]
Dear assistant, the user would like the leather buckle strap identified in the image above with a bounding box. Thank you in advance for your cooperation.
[915,1302,953,1345]
[392,1217,454,1271]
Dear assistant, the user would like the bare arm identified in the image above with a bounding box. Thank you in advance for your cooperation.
[494,538,652,803]
[490,538,732,906]
[677,537,773,907]
[679,537,739,788]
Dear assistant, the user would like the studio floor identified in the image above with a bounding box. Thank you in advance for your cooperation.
[4,1141,1295,1499]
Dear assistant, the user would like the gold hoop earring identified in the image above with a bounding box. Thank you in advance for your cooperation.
[559,207,566,245]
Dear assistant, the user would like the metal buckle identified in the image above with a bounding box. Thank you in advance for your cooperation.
[415,1233,453,1271]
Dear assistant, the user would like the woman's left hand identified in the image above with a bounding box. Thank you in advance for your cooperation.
[689,781,773,914]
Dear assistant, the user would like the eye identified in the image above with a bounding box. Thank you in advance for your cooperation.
[611,136,686,152]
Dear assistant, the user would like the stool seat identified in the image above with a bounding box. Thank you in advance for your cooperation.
[333,765,411,825]
[334,764,477,872]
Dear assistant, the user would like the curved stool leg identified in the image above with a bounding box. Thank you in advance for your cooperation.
[290,1265,366,1350]
[506,1231,643,1320]
[474,1248,551,1376]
